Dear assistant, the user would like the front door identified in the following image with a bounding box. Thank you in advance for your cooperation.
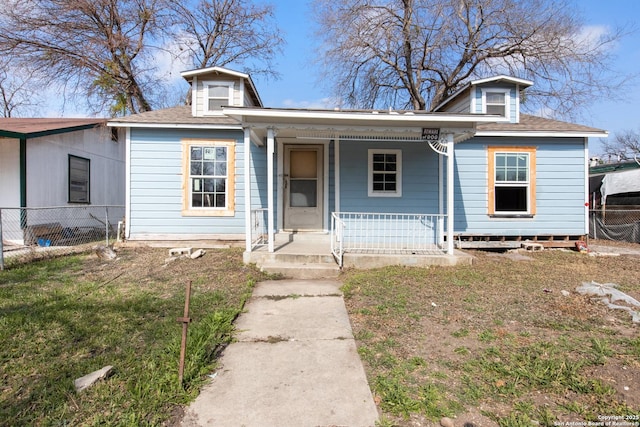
[284,145,323,230]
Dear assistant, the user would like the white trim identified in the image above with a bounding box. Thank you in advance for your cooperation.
[203,81,234,114]
[323,141,330,232]
[368,149,402,198]
[475,131,609,138]
[267,128,275,252]
[191,75,198,117]
[222,106,499,124]
[107,122,243,130]
[181,66,250,79]
[481,88,511,120]
[515,84,520,123]
[446,134,454,255]
[335,138,341,213]
[244,128,252,252]
[125,127,131,239]
[439,150,444,246]
[471,75,533,87]
[277,139,284,231]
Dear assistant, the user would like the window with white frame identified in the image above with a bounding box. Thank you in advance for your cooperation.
[482,89,510,119]
[182,139,235,216]
[204,81,234,112]
[368,149,402,197]
[488,147,536,215]
[68,155,90,203]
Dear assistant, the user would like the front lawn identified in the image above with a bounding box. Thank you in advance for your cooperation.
[0,247,267,426]
[342,246,640,426]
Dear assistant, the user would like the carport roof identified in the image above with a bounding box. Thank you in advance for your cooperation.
[0,118,106,139]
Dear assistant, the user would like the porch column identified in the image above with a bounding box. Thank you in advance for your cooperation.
[244,128,252,253]
[267,128,275,252]
[446,133,455,255]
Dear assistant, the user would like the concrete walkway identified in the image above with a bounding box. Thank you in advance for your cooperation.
[181,279,379,427]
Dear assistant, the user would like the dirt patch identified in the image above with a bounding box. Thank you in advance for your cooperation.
[342,242,640,426]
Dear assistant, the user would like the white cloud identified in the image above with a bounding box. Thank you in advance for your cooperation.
[576,25,611,46]
[153,38,193,85]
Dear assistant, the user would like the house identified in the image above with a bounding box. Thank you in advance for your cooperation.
[0,118,125,244]
[109,67,606,273]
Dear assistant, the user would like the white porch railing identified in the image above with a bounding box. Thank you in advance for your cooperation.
[331,212,446,266]
[250,208,268,249]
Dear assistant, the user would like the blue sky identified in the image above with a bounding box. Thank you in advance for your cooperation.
[251,0,640,156]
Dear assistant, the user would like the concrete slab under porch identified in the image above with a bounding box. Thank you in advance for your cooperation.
[244,232,474,279]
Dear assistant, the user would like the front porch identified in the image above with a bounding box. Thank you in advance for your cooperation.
[244,231,473,279]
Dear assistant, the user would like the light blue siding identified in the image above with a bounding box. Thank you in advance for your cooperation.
[339,140,440,214]
[129,128,266,237]
[452,137,587,235]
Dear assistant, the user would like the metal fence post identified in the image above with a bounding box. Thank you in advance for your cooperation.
[0,209,4,271]
[105,206,109,246]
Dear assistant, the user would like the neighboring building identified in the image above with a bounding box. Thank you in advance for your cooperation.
[109,67,606,268]
[588,161,640,243]
[589,161,640,209]
[0,118,125,243]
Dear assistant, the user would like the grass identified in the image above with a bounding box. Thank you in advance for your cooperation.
[341,247,640,426]
[0,247,268,426]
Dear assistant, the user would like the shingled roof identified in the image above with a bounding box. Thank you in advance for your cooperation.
[109,106,242,126]
[0,118,105,139]
[109,106,606,137]
[477,114,606,135]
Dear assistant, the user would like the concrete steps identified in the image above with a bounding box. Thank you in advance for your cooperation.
[259,260,340,279]
[245,233,340,279]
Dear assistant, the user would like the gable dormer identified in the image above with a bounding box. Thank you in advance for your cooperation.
[181,66,263,117]
[433,75,533,124]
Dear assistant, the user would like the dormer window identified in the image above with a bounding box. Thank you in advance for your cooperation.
[481,89,510,119]
[204,81,234,113]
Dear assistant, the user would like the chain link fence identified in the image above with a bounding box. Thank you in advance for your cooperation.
[589,208,640,243]
[1,205,125,269]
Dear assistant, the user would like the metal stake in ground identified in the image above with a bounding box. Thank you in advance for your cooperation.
[177,280,192,386]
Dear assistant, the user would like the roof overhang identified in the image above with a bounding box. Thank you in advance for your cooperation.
[474,130,609,138]
[222,107,504,143]
[106,122,243,130]
[0,118,105,139]
[470,75,534,87]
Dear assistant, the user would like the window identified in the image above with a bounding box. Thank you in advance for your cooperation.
[488,147,536,216]
[182,139,235,216]
[204,81,233,113]
[368,149,402,197]
[68,155,90,203]
[482,89,510,119]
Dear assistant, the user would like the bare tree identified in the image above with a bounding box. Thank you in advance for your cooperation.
[0,0,283,116]
[0,0,167,115]
[601,130,640,162]
[166,0,283,77]
[0,60,41,117]
[313,0,630,116]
